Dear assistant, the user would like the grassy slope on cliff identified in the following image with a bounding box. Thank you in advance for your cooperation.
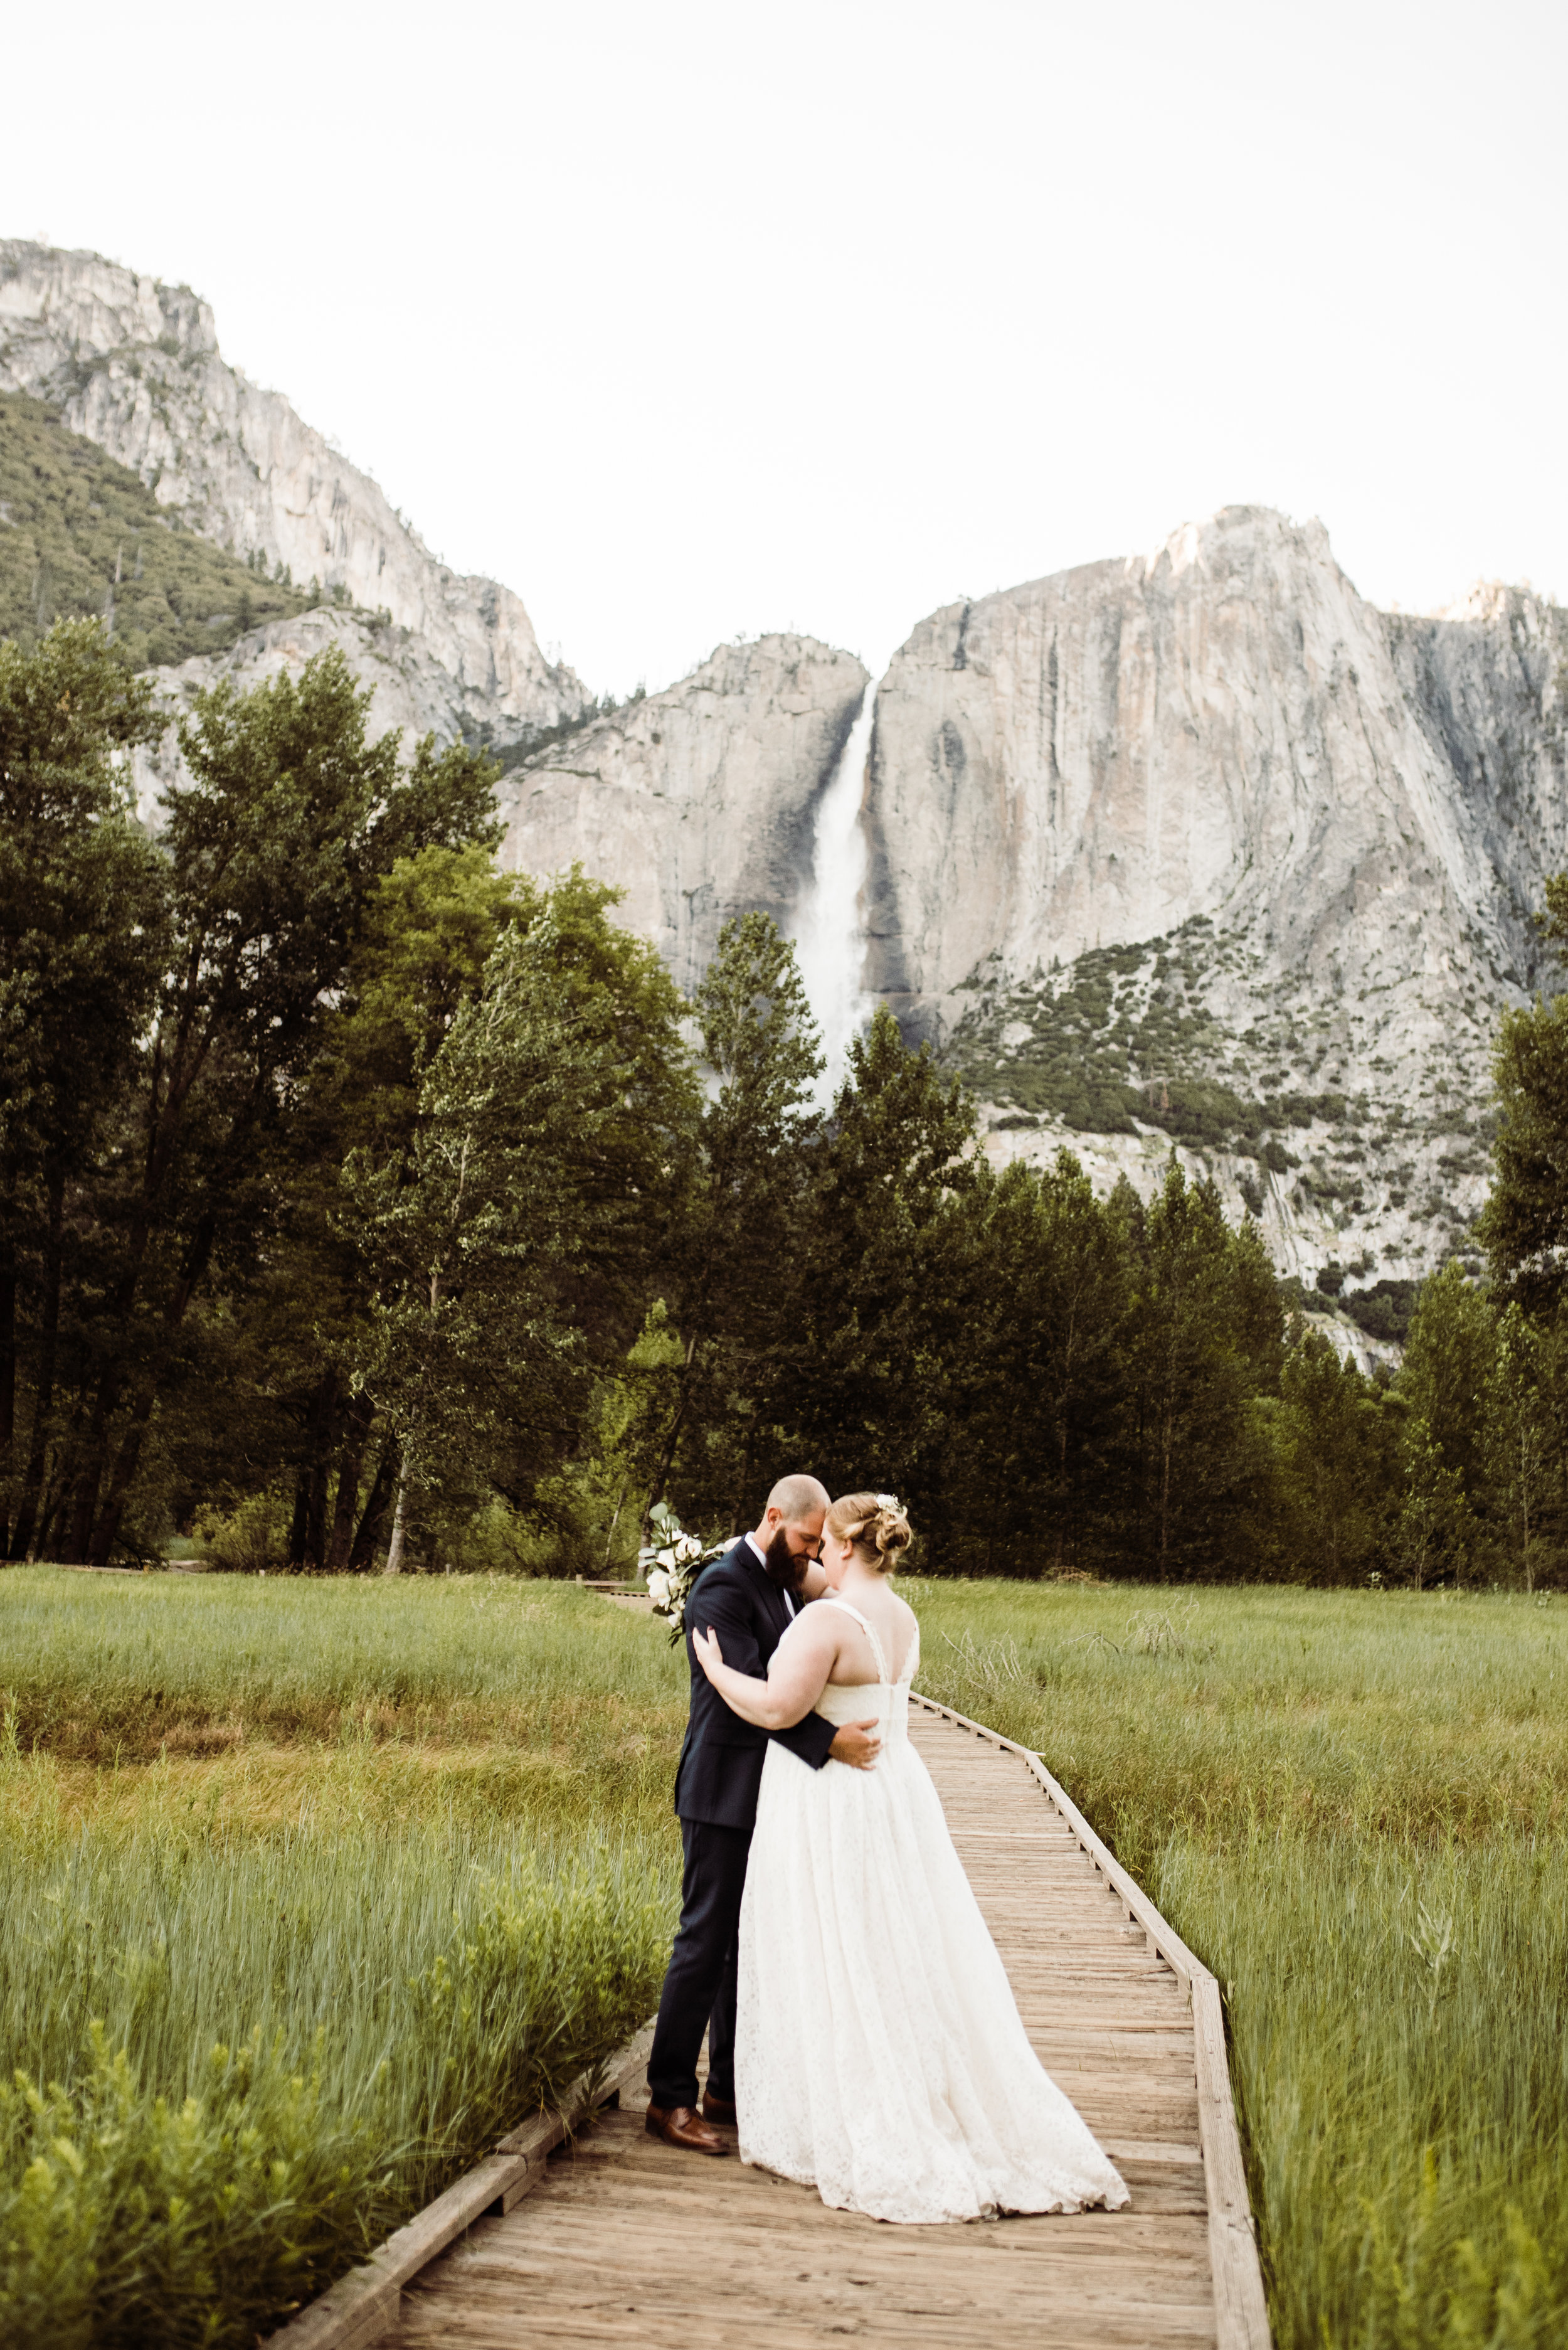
[0,392,312,667]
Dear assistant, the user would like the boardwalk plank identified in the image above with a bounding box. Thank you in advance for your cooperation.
[385,1698,1232,2349]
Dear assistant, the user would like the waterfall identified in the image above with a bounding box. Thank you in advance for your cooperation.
[792,681,879,1109]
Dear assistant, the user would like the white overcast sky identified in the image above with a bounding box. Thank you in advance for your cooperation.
[4,0,1563,698]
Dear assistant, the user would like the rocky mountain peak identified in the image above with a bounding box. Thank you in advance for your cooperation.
[0,239,586,748]
[865,503,1567,1290]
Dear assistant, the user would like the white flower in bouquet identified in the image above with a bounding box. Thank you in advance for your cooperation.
[639,1504,726,1642]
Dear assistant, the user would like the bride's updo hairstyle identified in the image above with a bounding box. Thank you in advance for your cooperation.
[826,1491,913,1575]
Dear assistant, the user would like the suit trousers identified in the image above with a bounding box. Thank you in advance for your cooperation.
[646,1817,752,2110]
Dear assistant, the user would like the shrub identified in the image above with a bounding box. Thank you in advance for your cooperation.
[191,1490,292,1574]
[0,1829,674,2349]
[1138,1077,1263,1142]
[1340,1279,1421,1344]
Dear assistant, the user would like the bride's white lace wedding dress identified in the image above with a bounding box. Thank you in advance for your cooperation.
[734,1597,1129,2224]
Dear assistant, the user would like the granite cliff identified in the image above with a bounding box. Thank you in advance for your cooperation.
[496,636,868,995]
[125,603,558,831]
[0,243,868,1002]
[4,238,1564,1300]
[863,508,1568,1286]
[0,240,587,750]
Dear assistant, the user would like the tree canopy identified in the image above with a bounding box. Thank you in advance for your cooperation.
[6,616,1568,1588]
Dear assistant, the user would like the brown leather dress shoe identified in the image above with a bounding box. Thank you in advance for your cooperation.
[644,2103,728,2156]
[700,2089,738,2125]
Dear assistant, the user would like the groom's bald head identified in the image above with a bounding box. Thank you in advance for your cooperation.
[754,1474,830,1595]
[766,1473,830,1525]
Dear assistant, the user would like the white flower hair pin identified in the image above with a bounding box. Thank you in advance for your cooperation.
[875,1492,902,1513]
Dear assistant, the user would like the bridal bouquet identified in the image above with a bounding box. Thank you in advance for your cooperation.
[640,1503,726,1642]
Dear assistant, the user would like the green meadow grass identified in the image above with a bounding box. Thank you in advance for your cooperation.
[0,1567,686,1771]
[0,1570,686,2349]
[911,1582,1568,2350]
[3,1568,1564,2346]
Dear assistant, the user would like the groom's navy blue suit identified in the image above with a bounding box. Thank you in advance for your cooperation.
[646,1537,837,2112]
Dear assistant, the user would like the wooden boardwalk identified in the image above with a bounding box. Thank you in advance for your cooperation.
[370,1695,1266,2350]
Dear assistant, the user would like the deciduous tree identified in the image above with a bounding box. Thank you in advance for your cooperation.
[36,646,500,1561]
[342,877,696,1559]
[1483,871,1568,1311]
[0,621,166,1557]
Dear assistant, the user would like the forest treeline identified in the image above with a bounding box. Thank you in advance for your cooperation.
[4,620,1568,1585]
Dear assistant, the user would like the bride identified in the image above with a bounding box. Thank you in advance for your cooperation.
[689,1489,1129,2226]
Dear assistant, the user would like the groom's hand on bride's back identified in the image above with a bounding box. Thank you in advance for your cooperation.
[829,1720,881,1770]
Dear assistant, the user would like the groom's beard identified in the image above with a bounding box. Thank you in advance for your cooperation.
[763,1526,806,1593]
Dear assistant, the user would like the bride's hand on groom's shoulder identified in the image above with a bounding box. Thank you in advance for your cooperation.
[691,1624,723,1677]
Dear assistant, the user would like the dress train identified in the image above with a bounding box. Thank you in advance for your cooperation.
[734,1598,1130,2223]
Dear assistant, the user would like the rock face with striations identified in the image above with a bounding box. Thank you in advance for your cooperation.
[0,243,866,1016]
[496,635,868,996]
[866,507,1566,1033]
[864,508,1568,1287]
[125,605,535,831]
[3,243,1564,1302]
[0,240,587,749]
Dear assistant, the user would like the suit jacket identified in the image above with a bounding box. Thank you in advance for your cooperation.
[672,1537,837,1829]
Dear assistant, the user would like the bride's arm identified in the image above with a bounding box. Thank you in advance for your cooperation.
[690,1610,840,1728]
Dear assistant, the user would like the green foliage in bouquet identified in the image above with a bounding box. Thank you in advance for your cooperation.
[638,1503,724,1642]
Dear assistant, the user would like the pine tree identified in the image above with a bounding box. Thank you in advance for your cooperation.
[33,646,507,1563]
[1399,1262,1495,1503]
[1120,1162,1281,1580]
[1265,1327,1402,1583]
[788,1006,978,1543]
[936,1151,1131,1576]
[638,912,822,1531]
[1482,1302,1557,1590]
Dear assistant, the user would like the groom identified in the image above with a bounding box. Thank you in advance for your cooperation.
[644,1472,881,2155]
